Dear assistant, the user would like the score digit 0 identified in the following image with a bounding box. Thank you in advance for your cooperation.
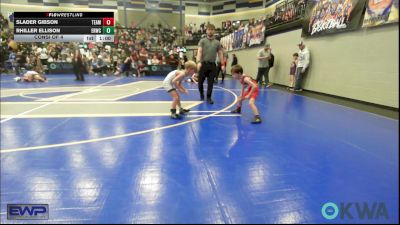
[102,18,114,26]
[103,26,114,34]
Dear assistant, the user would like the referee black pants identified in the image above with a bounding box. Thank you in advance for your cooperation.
[198,62,217,99]
[215,62,225,82]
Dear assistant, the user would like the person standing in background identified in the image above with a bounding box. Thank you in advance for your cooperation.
[290,41,310,92]
[231,54,238,66]
[256,43,272,87]
[287,53,298,89]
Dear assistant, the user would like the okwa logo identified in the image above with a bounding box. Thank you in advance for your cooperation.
[321,202,389,220]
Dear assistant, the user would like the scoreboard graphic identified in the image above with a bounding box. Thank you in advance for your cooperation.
[13,12,114,42]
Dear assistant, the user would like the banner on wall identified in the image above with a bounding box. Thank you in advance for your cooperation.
[362,0,399,27]
[302,0,367,37]
[220,22,265,51]
[266,0,307,29]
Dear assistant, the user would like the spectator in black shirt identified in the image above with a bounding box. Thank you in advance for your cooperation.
[232,54,238,67]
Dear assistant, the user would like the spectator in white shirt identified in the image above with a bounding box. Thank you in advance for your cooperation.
[291,41,310,92]
[151,55,160,65]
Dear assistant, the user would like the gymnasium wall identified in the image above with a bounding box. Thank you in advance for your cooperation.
[222,26,399,108]
[212,0,269,15]
[184,2,212,28]
[185,15,212,28]
[123,10,181,29]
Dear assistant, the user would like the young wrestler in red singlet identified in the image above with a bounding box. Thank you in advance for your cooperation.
[230,64,262,124]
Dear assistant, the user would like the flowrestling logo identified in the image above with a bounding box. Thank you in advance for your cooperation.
[321,202,389,220]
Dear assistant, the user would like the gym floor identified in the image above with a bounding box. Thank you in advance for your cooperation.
[1,74,398,223]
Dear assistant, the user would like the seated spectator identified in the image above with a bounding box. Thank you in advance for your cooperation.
[114,54,139,77]
[161,55,167,65]
[49,47,59,61]
[25,53,35,69]
[60,54,68,62]
[139,47,149,64]
[38,46,48,68]
[7,51,17,72]
[47,56,54,63]
[167,54,179,68]
[66,54,72,63]
[15,51,28,75]
[147,54,152,65]
[32,52,43,74]
[92,54,107,76]
[102,52,112,74]
[137,60,146,77]
[111,48,119,71]
[151,55,160,65]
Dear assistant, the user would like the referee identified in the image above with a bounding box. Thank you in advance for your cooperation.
[196,24,225,104]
